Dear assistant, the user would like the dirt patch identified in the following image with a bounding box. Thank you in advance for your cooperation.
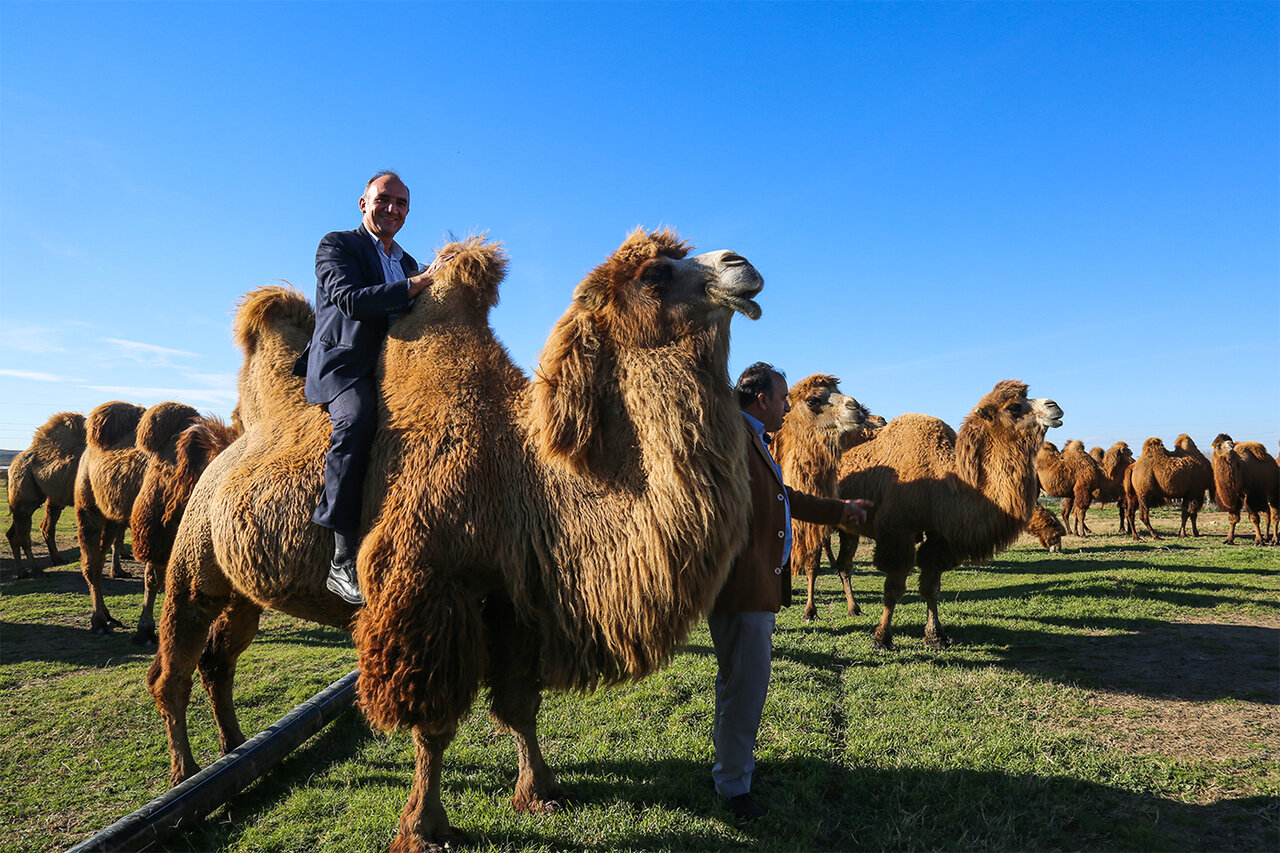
[1071,617,1279,767]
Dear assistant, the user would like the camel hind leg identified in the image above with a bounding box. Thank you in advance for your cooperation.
[392,725,464,853]
[39,501,64,568]
[77,505,124,634]
[197,594,263,754]
[6,503,37,578]
[832,530,862,617]
[148,556,233,785]
[484,594,567,814]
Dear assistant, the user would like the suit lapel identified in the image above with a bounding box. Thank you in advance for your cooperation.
[747,425,785,489]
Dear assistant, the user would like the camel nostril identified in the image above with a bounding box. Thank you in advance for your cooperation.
[720,252,747,266]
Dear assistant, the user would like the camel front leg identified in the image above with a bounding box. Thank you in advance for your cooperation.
[1137,501,1160,541]
[197,594,263,754]
[833,530,862,616]
[40,500,63,568]
[838,569,862,617]
[109,529,131,578]
[1224,511,1240,544]
[133,559,164,646]
[391,725,464,853]
[916,538,956,649]
[485,597,567,813]
[871,534,914,651]
[1246,508,1265,545]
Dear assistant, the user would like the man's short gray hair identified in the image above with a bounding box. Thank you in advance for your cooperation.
[364,170,408,201]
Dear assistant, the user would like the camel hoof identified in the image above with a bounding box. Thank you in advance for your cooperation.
[90,615,123,635]
[849,603,862,617]
[389,827,469,853]
[109,568,133,579]
[513,788,571,814]
[871,636,895,652]
[802,609,816,623]
[132,629,158,647]
[925,634,953,650]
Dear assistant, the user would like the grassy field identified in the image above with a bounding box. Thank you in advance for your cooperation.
[1,500,1276,852]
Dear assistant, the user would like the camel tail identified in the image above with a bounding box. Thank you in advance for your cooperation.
[354,571,486,733]
[232,285,315,357]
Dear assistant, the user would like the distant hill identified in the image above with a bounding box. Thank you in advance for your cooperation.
[0,449,18,467]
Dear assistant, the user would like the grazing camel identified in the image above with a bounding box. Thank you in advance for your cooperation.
[836,380,1063,650]
[1210,434,1279,545]
[1026,501,1066,552]
[149,230,764,851]
[1125,435,1214,540]
[6,411,85,576]
[129,407,241,644]
[1035,439,1103,536]
[770,373,880,622]
[1089,442,1134,534]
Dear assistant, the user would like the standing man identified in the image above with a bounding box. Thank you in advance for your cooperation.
[295,170,451,605]
[710,362,871,821]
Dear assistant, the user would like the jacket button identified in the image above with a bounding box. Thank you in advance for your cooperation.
[774,567,782,574]
[777,530,785,538]
[776,493,784,501]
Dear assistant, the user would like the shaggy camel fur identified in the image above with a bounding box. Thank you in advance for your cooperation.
[129,409,241,644]
[836,380,1062,650]
[1210,434,1279,545]
[1089,442,1134,534]
[1026,501,1066,552]
[148,230,763,851]
[770,374,879,622]
[6,411,85,576]
[1125,435,1214,540]
[1035,439,1103,536]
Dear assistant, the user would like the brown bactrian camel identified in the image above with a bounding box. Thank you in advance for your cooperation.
[1034,439,1103,536]
[76,401,202,639]
[770,373,880,622]
[1126,434,1213,541]
[129,407,242,644]
[148,229,764,851]
[1026,501,1066,552]
[6,411,86,576]
[836,381,1063,650]
[1210,434,1279,545]
[1089,442,1134,534]
[74,401,147,633]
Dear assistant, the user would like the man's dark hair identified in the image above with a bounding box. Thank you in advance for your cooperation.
[364,170,408,202]
[735,362,785,409]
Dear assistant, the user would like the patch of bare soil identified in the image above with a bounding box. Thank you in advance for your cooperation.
[1076,617,1278,765]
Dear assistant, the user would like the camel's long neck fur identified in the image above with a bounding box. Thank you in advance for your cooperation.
[775,414,844,496]
[954,421,1045,560]
[527,326,750,692]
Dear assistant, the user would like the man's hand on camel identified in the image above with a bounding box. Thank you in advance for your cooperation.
[840,499,873,525]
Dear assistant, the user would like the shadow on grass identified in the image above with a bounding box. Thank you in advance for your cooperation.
[157,750,1276,852]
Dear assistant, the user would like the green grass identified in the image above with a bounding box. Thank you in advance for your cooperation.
[1,501,1276,851]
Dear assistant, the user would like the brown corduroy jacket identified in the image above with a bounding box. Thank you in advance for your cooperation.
[712,420,848,613]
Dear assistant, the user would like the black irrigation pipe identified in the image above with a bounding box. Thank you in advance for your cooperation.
[66,669,359,853]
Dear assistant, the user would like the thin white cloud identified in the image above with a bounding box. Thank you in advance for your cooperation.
[0,368,65,382]
[81,385,238,407]
[0,326,70,354]
[100,338,201,366]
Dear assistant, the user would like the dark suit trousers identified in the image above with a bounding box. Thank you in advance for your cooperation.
[312,375,377,532]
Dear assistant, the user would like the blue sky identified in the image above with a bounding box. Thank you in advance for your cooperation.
[2,1,1276,457]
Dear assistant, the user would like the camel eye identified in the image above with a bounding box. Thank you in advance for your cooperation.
[1006,402,1023,415]
[638,260,673,292]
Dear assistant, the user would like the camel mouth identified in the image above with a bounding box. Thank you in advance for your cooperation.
[725,295,763,320]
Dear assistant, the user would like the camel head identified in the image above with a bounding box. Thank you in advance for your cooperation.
[957,380,1062,490]
[786,374,870,437]
[531,228,763,471]
[1211,433,1235,455]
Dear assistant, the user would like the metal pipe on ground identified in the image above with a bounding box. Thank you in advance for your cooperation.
[66,669,359,853]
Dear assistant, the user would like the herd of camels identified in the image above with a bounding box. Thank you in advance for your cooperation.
[5,229,1278,850]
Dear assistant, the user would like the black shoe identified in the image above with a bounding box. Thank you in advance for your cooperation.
[724,792,765,822]
[326,558,364,605]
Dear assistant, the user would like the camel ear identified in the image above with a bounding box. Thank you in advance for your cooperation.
[531,311,601,472]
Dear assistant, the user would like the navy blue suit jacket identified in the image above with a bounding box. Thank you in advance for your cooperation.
[295,225,418,404]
